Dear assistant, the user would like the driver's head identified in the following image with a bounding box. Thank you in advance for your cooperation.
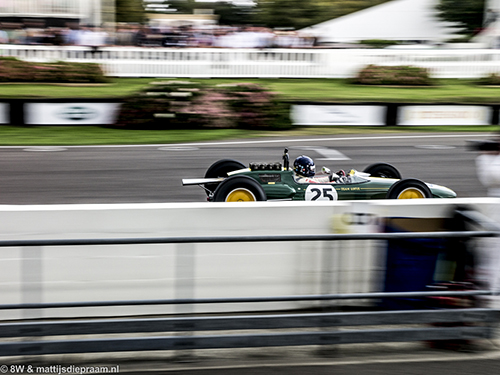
[293,155,315,177]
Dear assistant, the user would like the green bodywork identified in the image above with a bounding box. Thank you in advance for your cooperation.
[228,168,457,201]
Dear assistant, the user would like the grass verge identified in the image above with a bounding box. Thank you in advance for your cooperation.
[1,78,500,104]
[0,127,255,146]
[0,126,496,146]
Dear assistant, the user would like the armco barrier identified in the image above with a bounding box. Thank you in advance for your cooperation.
[0,208,498,357]
[0,198,498,321]
[0,300,498,356]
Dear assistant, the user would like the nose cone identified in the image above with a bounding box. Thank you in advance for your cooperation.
[431,185,457,198]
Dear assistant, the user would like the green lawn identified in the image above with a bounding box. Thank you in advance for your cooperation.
[0,78,499,145]
[217,78,500,104]
[1,78,500,103]
[0,126,255,146]
[0,79,150,99]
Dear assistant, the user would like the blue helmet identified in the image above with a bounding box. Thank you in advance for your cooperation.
[293,155,315,177]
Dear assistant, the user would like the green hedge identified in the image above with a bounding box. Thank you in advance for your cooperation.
[116,81,292,130]
[351,64,435,86]
[0,57,108,83]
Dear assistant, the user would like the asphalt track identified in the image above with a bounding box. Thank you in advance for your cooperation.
[1,132,500,373]
[0,132,493,204]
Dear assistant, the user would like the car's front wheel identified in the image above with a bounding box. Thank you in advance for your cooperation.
[212,175,267,202]
[386,178,432,199]
[364,163,402,179]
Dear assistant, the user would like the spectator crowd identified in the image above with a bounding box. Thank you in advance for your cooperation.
[0,22,317,49]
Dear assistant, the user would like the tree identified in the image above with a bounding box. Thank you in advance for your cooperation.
[253,0,323,29]
[116,0,145,23]
[253,0,391,30]
[435,0,486,36]
[314,0,390,21]
[211,2,255,25]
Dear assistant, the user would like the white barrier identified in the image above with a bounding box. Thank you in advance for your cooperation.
[0,198,496,320]
[1,45,500,78]
[24,102,121,125]
[1,101,498,126]
[0,103,8,124]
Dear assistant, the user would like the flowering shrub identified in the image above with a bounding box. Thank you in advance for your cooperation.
[0,57,31,81]
[351,64,435,86]
[116,81,291,130]
[0,57,108,83]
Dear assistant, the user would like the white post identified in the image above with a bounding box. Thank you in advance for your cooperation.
[22,247,43,320]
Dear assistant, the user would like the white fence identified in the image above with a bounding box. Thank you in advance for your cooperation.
[0,198,496,320]
[1,45,500,78]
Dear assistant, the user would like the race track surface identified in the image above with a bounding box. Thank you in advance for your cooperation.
[0,133,491,204]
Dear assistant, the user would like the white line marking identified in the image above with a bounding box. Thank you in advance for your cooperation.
[0,133,491,149]
[415,145,456,150]
[158,146,200,151]
[23,146,68,152]
[316,150,350,160]
[291,146,350,160]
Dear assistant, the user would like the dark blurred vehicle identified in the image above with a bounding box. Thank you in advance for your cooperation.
[467,139,500,152]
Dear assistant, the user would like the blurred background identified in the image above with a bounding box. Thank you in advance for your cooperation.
[0,0,498,48]
[1,1,500,374]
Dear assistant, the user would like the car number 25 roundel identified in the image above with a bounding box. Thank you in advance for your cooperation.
[305,185,338,201]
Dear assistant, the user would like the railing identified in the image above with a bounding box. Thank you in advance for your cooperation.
[1,45,500,78]
[0,295,498,356]
[0,208,498,357]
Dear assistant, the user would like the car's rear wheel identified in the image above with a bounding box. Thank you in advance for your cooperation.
[364,163,401,179]
[386,178,432,199]
[204,159,246,196]
[213,175,267,202]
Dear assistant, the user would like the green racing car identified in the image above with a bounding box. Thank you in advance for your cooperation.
[182,149,456,202]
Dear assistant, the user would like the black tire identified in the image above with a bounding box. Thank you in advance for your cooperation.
[386,178,432,199]
[204,159,246,196]
[364,163,402,179]
[213,175,267,202]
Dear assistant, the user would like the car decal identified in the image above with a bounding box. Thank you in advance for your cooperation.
[305,185,338,201]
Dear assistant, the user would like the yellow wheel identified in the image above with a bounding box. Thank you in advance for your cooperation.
[397,188,426,199]
[213,175,267,202]
[386,179,432,199]
[226,188,257,202]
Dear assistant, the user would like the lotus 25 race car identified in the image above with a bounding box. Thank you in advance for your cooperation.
[182,148,456,202]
